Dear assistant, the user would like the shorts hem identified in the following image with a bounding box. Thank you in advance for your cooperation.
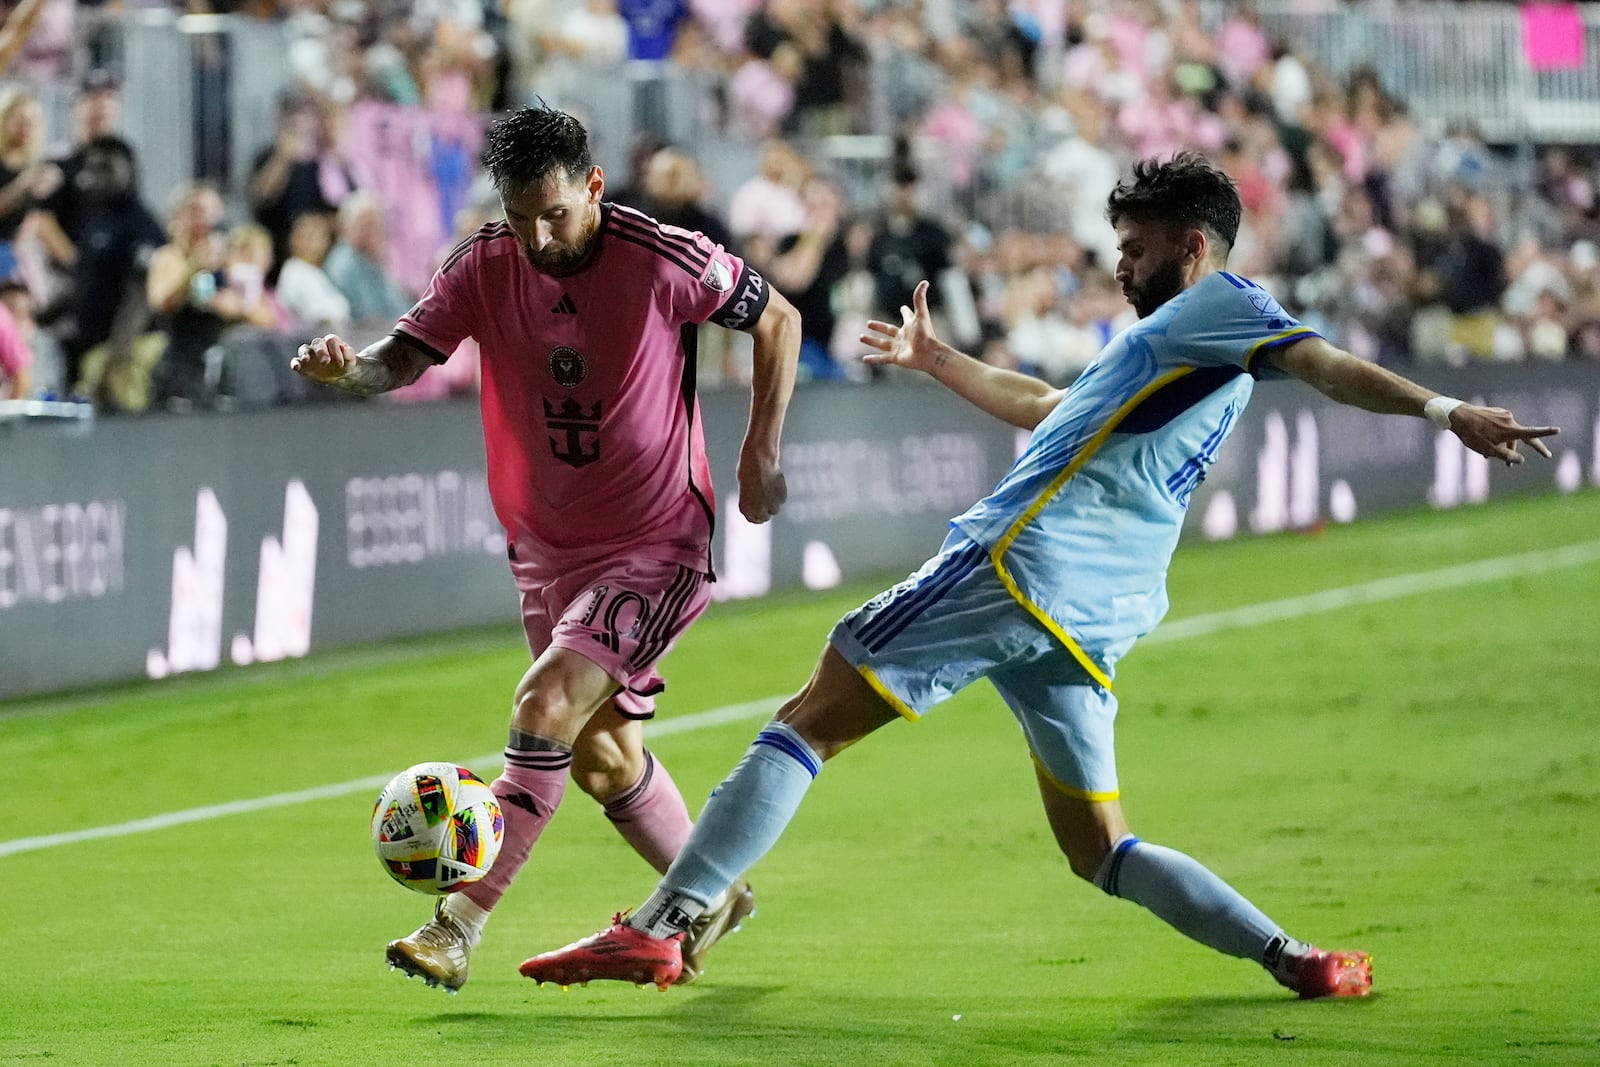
[1032,754,1118,802]
[547,635,658,720]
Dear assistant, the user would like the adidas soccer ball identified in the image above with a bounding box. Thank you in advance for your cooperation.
[371,762,504,895]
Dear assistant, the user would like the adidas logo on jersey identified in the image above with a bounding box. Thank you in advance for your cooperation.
[551,293,577,315]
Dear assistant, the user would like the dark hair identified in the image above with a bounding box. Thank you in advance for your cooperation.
[481,103,594,200]
[84,133,136,166]
[1106,152,1241,258]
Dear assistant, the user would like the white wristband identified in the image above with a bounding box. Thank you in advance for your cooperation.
[1424,396,1463,430]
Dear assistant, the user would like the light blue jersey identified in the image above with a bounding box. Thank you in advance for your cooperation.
[950,271,1318,687]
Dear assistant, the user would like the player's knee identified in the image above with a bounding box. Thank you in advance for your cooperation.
[569,736,640,799]
[1063,840,1109,885]
[511,688,582,738]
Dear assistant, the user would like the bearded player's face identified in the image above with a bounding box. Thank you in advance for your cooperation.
[1113,215,1192,319]
[503,165,605,277]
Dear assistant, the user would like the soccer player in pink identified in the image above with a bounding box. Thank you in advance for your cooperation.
[292,104,800,991]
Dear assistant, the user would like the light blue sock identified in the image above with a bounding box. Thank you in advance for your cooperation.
[630,722,821,937]
[1094,835,1282,961]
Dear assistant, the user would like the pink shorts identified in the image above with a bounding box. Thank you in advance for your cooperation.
[511,548,713,720]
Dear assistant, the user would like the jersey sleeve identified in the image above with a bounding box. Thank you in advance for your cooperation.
[665,227,772,332]
[1172,272,1320,380]
[393,241,480,364]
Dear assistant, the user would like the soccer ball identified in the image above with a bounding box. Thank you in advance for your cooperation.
[371,762,504,895]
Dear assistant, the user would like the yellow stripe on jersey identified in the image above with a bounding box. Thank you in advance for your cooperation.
[856,663,922,722]
[1033,755,1120,802]
[989,366,1197,691]
[1244,326,1317,373]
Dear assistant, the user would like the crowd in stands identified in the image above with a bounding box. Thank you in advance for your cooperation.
[0,0,1597,411]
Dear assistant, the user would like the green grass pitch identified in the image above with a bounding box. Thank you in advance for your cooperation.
[4,491,1600,1066]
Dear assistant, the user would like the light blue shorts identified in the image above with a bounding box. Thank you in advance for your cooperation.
[828,534,1120,800]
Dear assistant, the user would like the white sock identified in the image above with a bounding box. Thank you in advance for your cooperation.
[627,722,822,939]
[1095,834,1282,961]
[630,887,707,939]
[441,892,491,949]
[1263,932,1315,987]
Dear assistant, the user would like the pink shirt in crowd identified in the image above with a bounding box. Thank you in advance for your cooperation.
[0,302,30,392]
[395,204,771,572]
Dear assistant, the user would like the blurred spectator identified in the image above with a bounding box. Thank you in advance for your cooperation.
[1002,264,1075,384]
[1535,146,1598,245]
[7,0,70,83]
[865,165,952,322]
[145,182,227,406]
[0,273,29,398]
[1215,3,1270,90]
[40,68,125,247]
[727,138,808,244]
[35,135,165,404]
[248,95,356,271]
[146,183,278,408]
[0,270,56,392]
[728,41,801,140]
[521,0,627,104]
[209,223,307,408]
[339,91,484,297]
[386,201,487,404]
[606,129,667,209]
[1423,195,1507,361]
[619,0,689,135]
[1038,96,1122,270]
[0,0,55,78]
[1062,16,1142,110]
[757,173,852,380]
[224,223,293,335]
[1267,39,1313,127]
[1500,234,1573,362]
[503,0,566,103]
[0,88,58,280]
[548,0,628,63]
[639,146,734,251]
[275,211,351,333]
[744,0,865,136]
[323,190,413,324]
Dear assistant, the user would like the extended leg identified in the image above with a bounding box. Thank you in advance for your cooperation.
[1037,773,1370,998]
[518,645,900,988]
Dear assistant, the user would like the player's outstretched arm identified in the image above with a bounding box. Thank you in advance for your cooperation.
[862,279,1063,431]
[737,287,801,524]
[292,333,434,396]
[1269,335,1558,465]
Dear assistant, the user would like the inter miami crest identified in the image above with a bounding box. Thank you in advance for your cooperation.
[549,346,587,388]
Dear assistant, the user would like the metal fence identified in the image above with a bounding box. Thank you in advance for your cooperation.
[1234,1,1600,143]
[5,4,1594,229]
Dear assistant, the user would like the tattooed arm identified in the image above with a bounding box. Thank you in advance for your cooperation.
[859,278,1063,431]
[291,332,435,396]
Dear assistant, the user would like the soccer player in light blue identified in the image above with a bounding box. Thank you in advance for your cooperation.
[520,154,1558,998]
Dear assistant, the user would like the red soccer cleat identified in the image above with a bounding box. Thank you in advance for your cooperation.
[1291,948,1373,999]
[518,914,684,991]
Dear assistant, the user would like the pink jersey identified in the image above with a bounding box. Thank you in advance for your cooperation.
[394,203,771,571]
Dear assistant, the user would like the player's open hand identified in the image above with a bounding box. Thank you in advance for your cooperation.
[1447,404,1558,466]
[737,448,787,524]
[861,279,945,374]
[292,334,356,384]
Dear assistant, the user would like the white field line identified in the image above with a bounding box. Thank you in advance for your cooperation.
[5,540,1598,859]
